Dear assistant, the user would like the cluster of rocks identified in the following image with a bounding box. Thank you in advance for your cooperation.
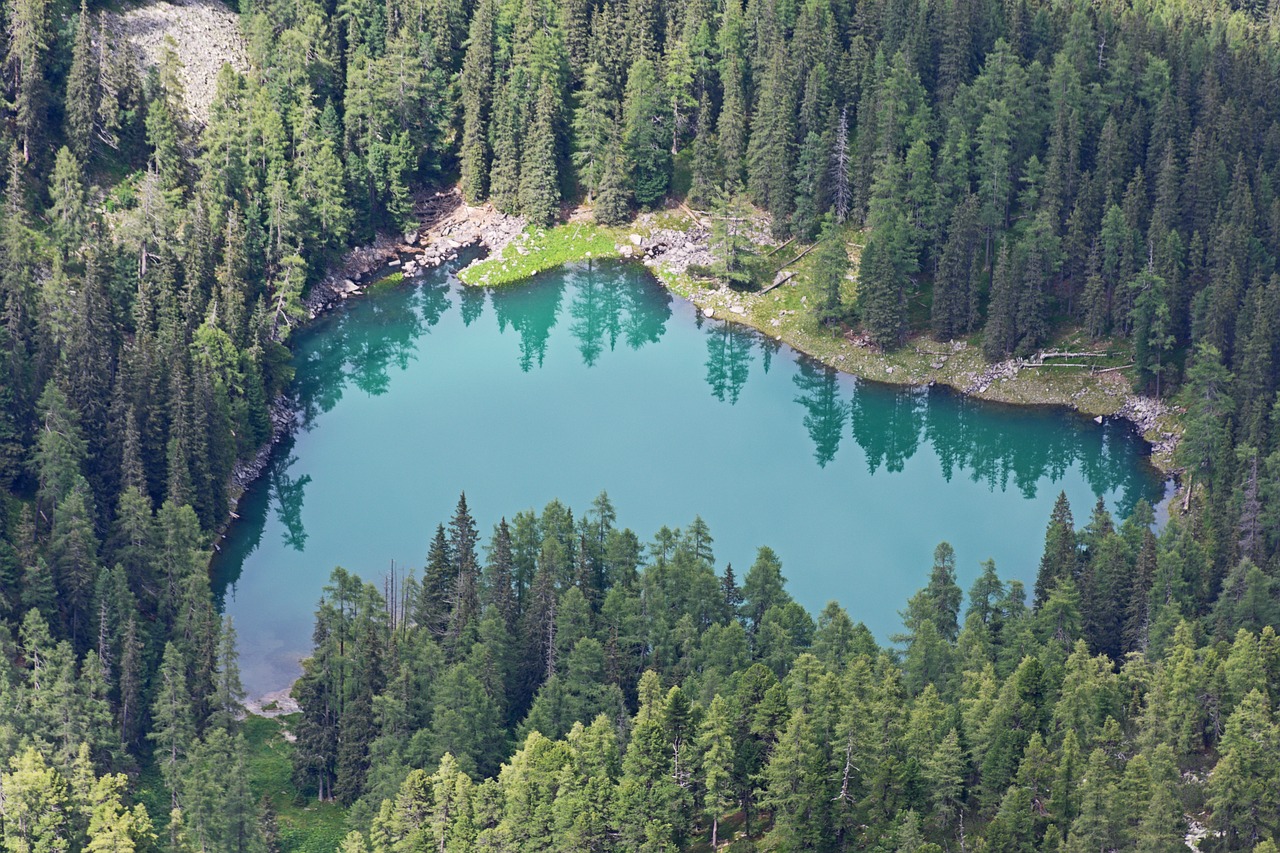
[109,0,249,125]
[1118,394,1180,456]
[634,227,714,272]
[304,192,524,318]
[964,358,1022,394]
[243,686,302,719]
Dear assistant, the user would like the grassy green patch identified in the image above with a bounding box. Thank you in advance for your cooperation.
[459,223,623,287]
[243,714,349,853]
[454,212,1177,471]
[656,226,1179,473]
[368,270,405,290]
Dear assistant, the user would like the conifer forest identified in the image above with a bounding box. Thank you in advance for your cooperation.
[2,0,1280,844]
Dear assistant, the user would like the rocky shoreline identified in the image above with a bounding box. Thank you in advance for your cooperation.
[305,190,525,315]
[223,197,1181,541]
[222,190,524,539]
[628,215,1182,472]
[963,356,1180,460]
[225,198,1180,509]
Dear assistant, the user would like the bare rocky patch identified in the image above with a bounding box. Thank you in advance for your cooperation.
[244,686,301,718]
[304,188,525,316]
[107,0,248,124]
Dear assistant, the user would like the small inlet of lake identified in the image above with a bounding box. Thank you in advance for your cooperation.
[212,256,1168,695]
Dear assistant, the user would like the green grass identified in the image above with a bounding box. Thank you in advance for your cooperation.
[243,714,349,853]
[130,718,348,853]
[656,226,1180,473]
[452,211,1178,472]
[368,270,405,290]
[458,222,624,287]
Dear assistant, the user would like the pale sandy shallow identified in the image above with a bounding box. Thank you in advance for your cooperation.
[243,685,300,718]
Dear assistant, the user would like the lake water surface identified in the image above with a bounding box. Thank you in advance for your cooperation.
[213,257,1167,695]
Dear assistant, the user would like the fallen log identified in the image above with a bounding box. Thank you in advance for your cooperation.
[1036,350,1109,359]
[761,271,797,294]
[771,241,822,274]
[764,235,798,257]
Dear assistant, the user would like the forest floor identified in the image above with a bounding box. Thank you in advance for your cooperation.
[106,0,248,124]
[242,714,348,852]
[458,205,1183,474]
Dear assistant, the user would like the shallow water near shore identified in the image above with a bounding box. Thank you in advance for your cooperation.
[212,256,1168,695]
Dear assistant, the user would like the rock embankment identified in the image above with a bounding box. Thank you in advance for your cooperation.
[964,357,1023,394]
[243,686,301,719]
[227,401,295,498]
[961,354,1179,457]
[1118,395,1180,457]
[108,0,248,125]
[305,189,523,316]
[627,208,773,274]
[629,225,714,271]
[222,190,521,533]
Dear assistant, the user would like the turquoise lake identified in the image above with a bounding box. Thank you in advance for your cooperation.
[213,257,1169,695]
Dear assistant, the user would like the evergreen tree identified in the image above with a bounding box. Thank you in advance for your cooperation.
[65,2,99,163]
[810,219,850,324]
[459,0,497,202]
[858,218,911,349]
[1035,493,1077,607]
[519,83,562,227]
[622,58,669,209]
[594,127,632,225]
[149,642,195,804]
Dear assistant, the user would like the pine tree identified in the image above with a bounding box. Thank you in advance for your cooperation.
[209,617,245,731]
[717,0,749,189]
[5,0,53,166]
[594,126,632,225]
[1135,744,1185,853]
[932,194,982,339]
[572,62,616,200]
[857,218,910,349]
[1174,343,1234,486]
[708,189,756,287]
[809,218,849,324]
[458,0,496,202]
[0,748,71,852]
[1035,493,1077,607]
[519,83,561,227]
[699,694,736,848]
[65,1,99,163]
[50,481,100,646]
[983,242,1019,359]
[925,728,966,835]
[149,642,195,804]
[623,58,669,209]
[1065,748,1120,852]
[446,493,482,654]
[418,524,454,637]
[761,707,829,850]
[747,44,798,234]
[688,93,719,208]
